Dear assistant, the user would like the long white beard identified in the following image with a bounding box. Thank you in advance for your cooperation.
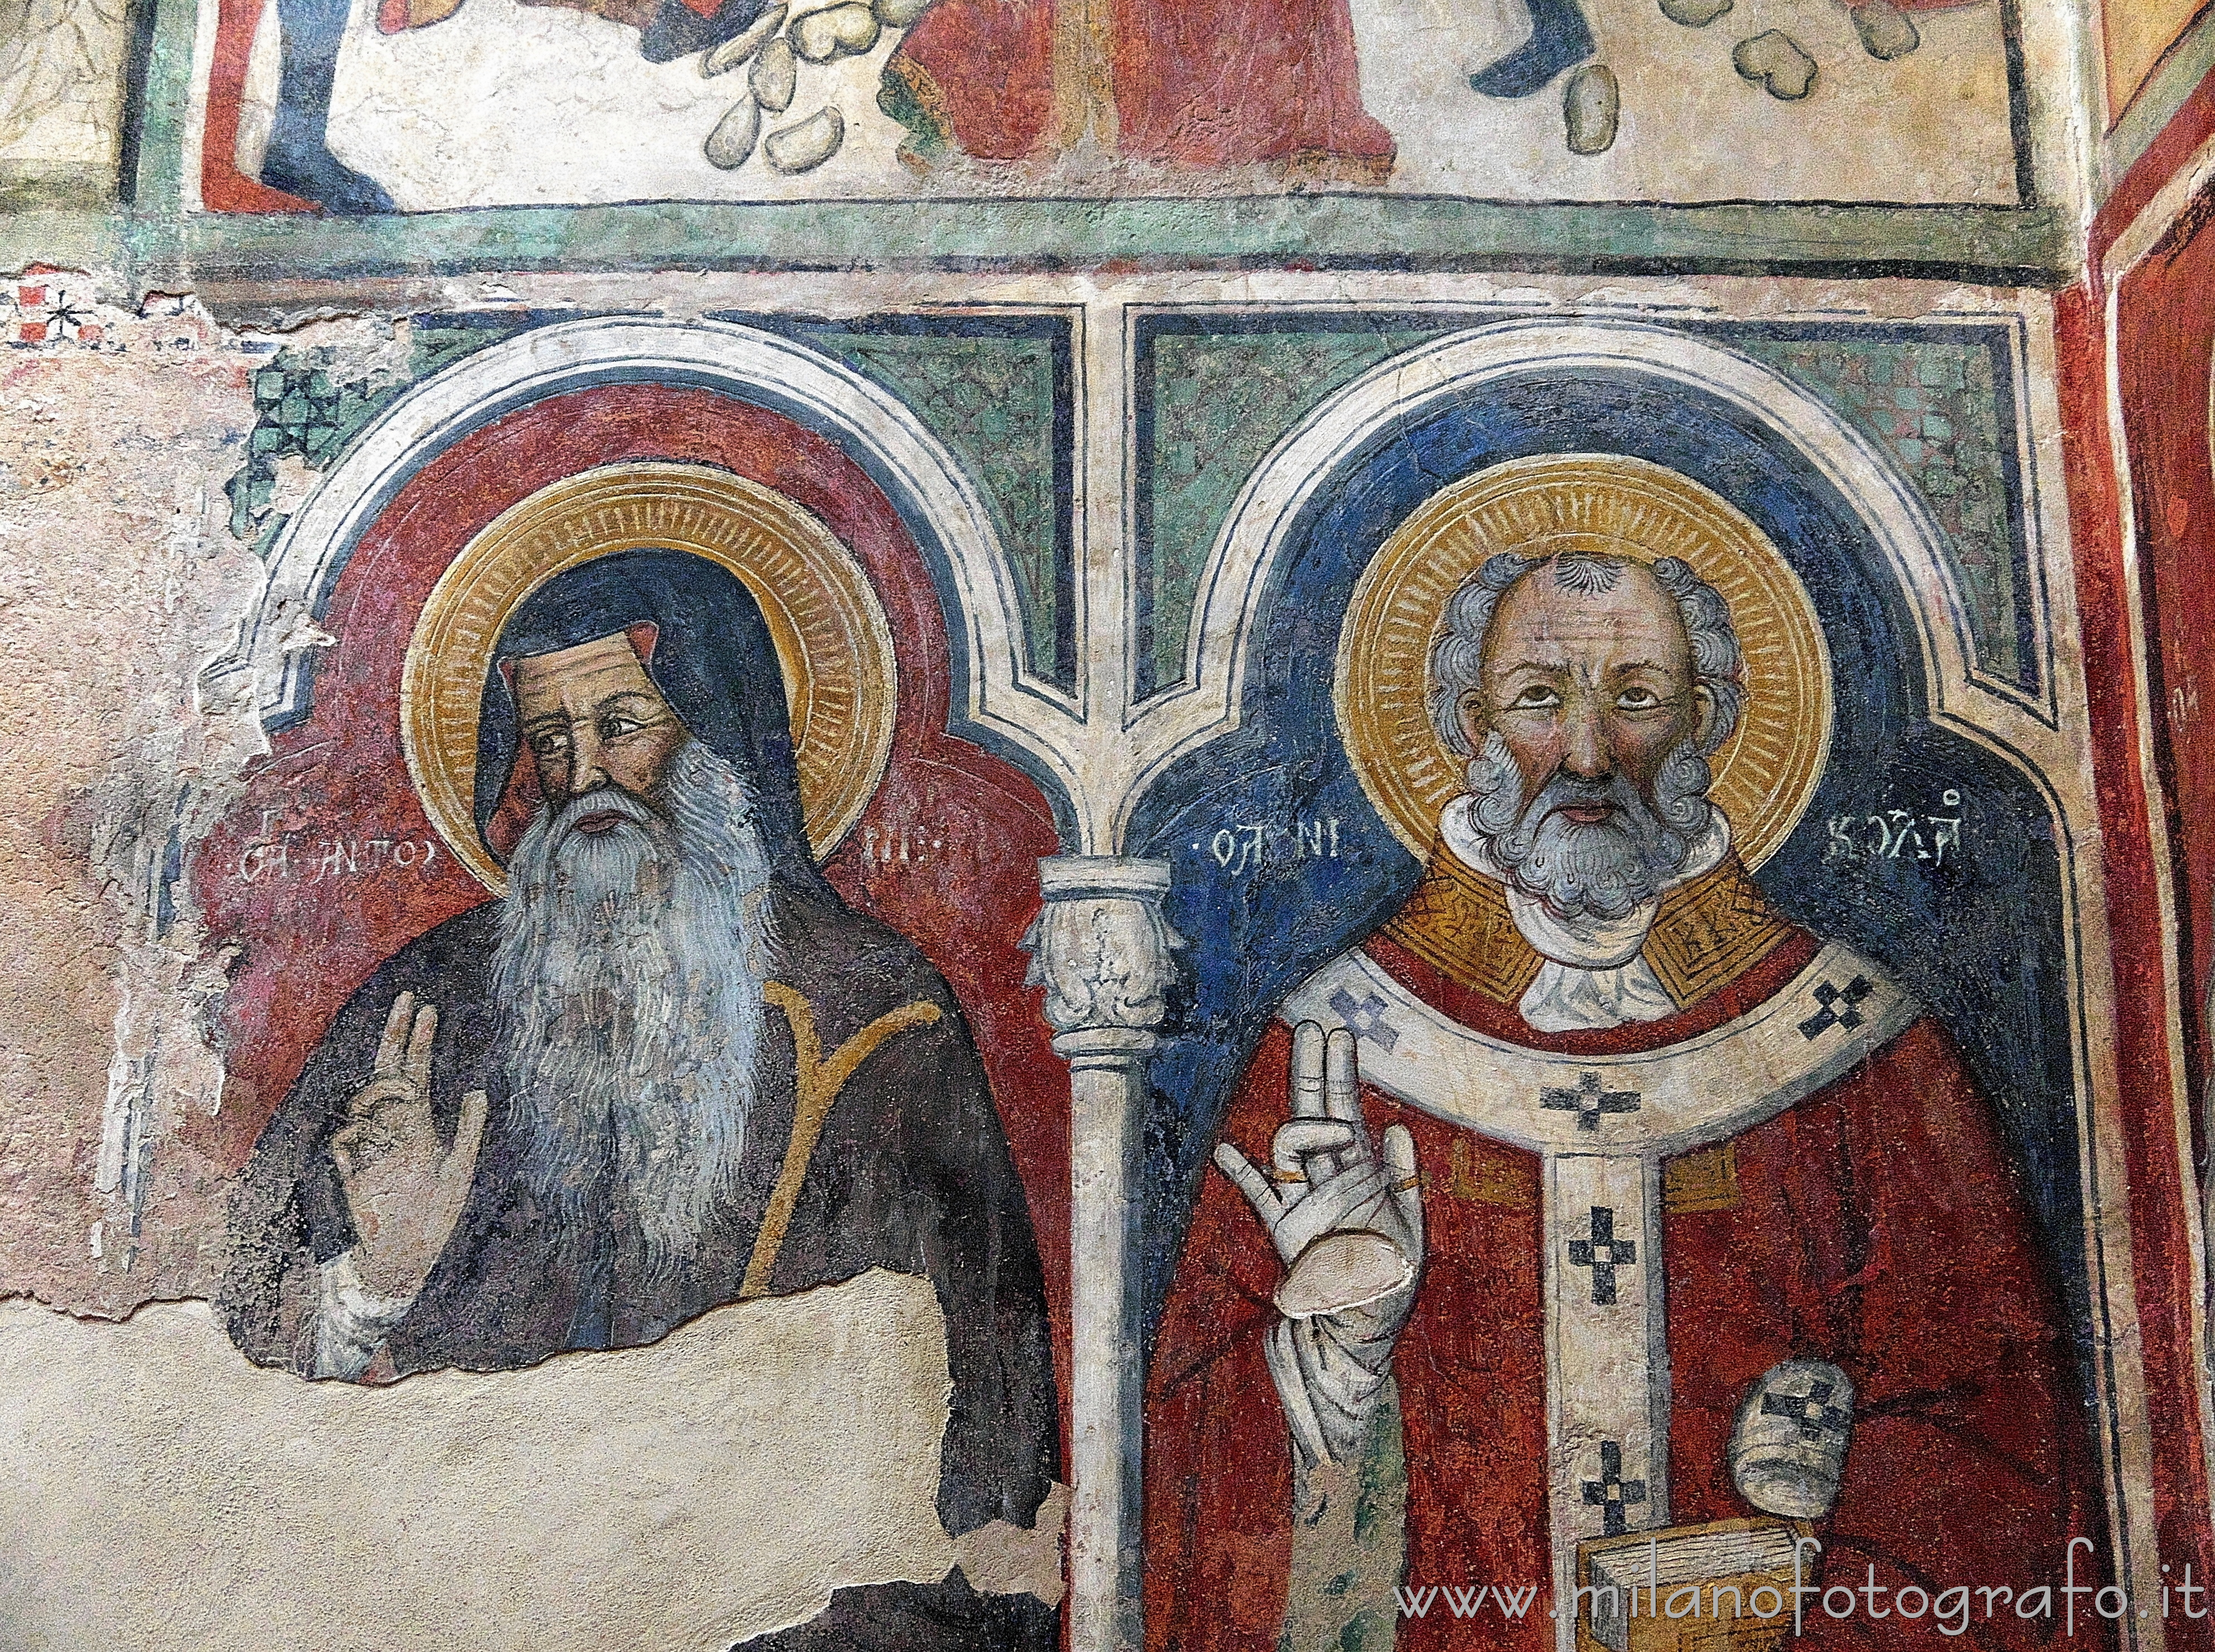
[491,740,778,1281]
[1465,730,1713,923]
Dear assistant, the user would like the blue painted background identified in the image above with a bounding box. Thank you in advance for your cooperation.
[1124,367,2087,1387]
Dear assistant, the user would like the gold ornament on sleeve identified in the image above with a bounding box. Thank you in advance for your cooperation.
[401,462,897,895]
[1336,453,1833,871]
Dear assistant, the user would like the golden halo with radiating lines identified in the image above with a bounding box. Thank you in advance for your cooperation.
[1335,452,1832,870]
[401,462,896,895]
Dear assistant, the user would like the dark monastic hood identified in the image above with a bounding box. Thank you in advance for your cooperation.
[472,547,833,899]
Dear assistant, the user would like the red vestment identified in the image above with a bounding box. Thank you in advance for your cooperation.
[1146,854,2103,1652]
[882,0,1394,175]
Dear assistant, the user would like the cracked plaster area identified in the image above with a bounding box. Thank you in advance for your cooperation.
[0,294,438,1318]
[0,290,264,1317]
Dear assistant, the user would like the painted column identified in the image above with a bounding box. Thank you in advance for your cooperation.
[1024,856,1181,1652]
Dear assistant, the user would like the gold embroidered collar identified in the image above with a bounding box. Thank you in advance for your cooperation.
[1377,847,1795,1010]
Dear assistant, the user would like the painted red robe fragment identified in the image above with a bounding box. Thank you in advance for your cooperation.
[885,0,1394,173]
[1146,929,2103,1652]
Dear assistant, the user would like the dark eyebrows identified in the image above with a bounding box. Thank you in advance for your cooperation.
[593,690,674,723]
[523,690,666,723]
[1484,658,1688,687]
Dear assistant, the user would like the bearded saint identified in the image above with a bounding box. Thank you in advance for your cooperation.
[1144,550,2105,1651]
[221,550,1059,1650]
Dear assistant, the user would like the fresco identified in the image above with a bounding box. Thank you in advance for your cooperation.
[2102,0,2211,120]
[214,483,1063,1643]
[0,290,2084,1649]
[1145,454,2093,1650]
[12,0,2215,1627]
[191,0,2028,210]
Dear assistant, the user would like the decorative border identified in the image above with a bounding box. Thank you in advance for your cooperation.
[2090,110,2215,1635]
[2106,3,2215,182]
[746,309,1081,692]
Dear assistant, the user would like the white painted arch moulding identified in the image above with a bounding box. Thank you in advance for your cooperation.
[206,314,1086,809]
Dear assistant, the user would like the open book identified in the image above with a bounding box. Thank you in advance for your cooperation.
[1579,1519,1814,1652]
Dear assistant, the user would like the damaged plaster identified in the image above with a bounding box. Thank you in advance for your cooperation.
[0,1271,966,1650]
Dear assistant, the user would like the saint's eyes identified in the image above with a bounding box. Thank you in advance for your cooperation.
[1501,684,1666,713]
[527,711,656,760]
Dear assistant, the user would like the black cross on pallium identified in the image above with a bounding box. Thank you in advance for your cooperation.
[1328,987,1400,1052]
[1582,1441,1647,1537]
[1542,1071,1641,1131]
[1566,1205,1636,1306]
[1761,1380,1850,1442]
[1798,976,1875,1040]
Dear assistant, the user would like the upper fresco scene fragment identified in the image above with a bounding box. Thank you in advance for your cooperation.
[190,0,2025,212]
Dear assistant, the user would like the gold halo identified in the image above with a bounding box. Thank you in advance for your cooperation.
[401,462,897,895]
[1335,453,1832,871]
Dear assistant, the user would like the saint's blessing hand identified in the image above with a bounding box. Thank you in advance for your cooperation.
[1213,1021,1424,1316]
[330,991,488,1303]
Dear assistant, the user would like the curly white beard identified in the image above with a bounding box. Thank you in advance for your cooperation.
[1465,730,1714,923]
[492,740,778,1280]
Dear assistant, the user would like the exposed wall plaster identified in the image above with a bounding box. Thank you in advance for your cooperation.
[0,1272,965,1650]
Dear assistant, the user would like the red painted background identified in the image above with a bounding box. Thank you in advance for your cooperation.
[2117,189,2215,1140]
[187,384,1074,1399]
[2047,78,2215,1636]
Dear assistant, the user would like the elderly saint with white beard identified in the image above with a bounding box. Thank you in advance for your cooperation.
[223,551,1062,1652]
[494,738,778,1279]
[1436,550,1745,1031]
[1147,550,2100,1652]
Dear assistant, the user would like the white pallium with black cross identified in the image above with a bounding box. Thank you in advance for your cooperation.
[1280,942,1915,1652]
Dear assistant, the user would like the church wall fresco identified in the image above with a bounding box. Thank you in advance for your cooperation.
[0,0,135,206]
[2102,0,2213,127]
[182,0,2029,214]
[0,262,2200,1652]
[5,6,2215,1651]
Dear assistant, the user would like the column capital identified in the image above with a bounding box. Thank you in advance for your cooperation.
[1023,856,1183,1046]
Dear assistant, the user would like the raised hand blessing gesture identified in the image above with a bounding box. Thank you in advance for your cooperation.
[1213,1021,1424,1321]
[330,991,488,1304]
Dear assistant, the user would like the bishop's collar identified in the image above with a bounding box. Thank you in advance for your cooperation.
[1381,798,1796,1023]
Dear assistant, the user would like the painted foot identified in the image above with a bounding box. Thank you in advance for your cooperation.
[259,132,396,214]
[1469,0,1595,98]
